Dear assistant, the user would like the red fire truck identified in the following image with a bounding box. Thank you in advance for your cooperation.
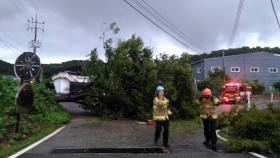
[221,82,251,104]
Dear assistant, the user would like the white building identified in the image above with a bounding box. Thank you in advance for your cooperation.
[52,71,90,94]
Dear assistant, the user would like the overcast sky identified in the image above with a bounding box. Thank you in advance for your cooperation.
[1,0,280,64]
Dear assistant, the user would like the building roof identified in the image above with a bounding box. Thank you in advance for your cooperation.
[191,52,276,66]
[52,71,90,83]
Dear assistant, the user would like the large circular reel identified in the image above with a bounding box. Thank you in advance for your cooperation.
[14,52,41,81]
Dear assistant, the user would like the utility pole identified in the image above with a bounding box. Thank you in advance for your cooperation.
[27,13,44,54]
[27,13,45,81]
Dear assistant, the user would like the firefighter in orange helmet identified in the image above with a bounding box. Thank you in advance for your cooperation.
[197,88,220,151]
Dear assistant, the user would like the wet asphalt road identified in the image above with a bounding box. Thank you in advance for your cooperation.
[18,102,253,158]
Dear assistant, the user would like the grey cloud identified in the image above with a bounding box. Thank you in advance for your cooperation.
[1,0,280,63]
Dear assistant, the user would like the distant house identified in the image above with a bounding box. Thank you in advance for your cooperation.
[191,52,280,91]
[52,71,90,94]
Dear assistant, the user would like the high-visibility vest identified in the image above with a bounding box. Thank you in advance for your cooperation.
[199,97,220,119]
[153,97,169,121]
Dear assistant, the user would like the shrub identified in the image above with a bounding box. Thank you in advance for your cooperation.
[243,80,265,95]
[0,117,4,139]
[228,139,271,153]
[230,108,279,140]
[273,81,280,92]
[0,76,18,114]
[31,82,70,124]
[0,75,70,143]
[217,105,243,129]
[226,105,280,153]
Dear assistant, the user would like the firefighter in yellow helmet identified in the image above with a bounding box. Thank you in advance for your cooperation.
[198,88,220,151]
[153,85,172,147]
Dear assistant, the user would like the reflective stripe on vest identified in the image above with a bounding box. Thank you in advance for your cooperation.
[153,97,169,121]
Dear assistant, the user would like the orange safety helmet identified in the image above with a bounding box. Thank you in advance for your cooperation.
[202,88,212,96]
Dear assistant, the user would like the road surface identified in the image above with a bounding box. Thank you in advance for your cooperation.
[19,102,253,158]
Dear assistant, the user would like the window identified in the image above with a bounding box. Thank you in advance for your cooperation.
[250,67,259,72]
[211,66,221,72]
[269,67,278,73]
[231,67,240,72]
[197,67,202,73]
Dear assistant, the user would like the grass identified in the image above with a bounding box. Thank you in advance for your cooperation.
[170,118,202,135]
[0,125,58,158]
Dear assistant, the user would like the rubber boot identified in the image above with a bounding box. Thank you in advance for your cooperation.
[211,143,217,151]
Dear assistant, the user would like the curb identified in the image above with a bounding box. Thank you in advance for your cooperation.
[216,129,267,158]
[8,125,66,158]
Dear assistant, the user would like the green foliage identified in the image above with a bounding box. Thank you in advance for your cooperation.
[230,108,278,139]
[0,75,69,146]
[83,35,196,120]
[12,133,22,141]
[0,117,5,140]
[43,60,88,78]
[83,35,158,120]
[0,76,18,114]
[2,46,280,77]
[156,54,196,119]
[0,60,13,75]
[0,126,56,158]
[197,68,230,96]
[31,82,70,124]
[273,81,280,91]
[243,80,265,95]
[226,105,280,153]
[228,139,271,153]
[217,105,243,129]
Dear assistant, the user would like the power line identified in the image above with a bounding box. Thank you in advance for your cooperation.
[0,38,23,52]
[0,31,20,46]
[123,0,202,54]
[140,0,184,36]
[270,0,280,31]
[139,0,207,52]
[16,0,32,17]
[229,0,245,47]
[11,0,30,18]
[0,42,20,57]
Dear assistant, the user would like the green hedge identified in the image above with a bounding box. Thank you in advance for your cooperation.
[225,104,280,153]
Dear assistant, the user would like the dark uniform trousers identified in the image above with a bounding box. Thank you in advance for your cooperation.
[155,120,169,145]
[203,118,217,145]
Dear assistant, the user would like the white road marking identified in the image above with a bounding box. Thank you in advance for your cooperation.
[216,129,228,142]
[216,129,267,158]
[248,152,267,158]
[8,125,66,158]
